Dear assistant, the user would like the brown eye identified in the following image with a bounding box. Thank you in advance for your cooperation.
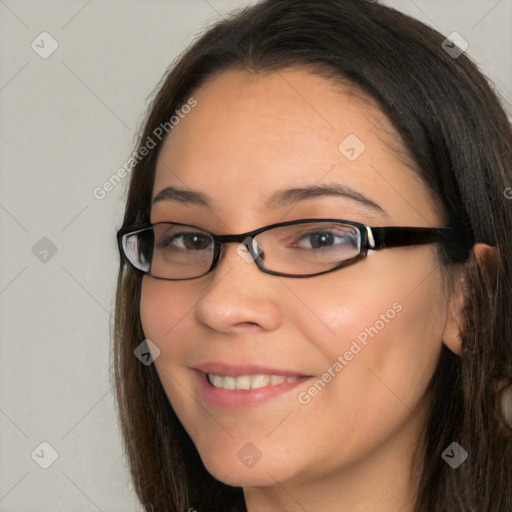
[292,229,358,250]
[157,232,213,251]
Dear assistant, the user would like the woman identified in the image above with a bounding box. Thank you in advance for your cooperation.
[113,0,512,510]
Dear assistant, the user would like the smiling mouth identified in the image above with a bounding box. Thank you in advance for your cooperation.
[206,373,302,390]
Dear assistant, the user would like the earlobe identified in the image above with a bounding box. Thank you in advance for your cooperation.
[441,243,496,356]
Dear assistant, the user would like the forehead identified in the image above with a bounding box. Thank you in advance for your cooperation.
[152,67,441,229]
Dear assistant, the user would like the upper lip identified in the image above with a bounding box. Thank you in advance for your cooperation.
[194,362,311,378]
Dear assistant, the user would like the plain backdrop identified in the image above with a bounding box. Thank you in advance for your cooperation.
[0,1,510,510]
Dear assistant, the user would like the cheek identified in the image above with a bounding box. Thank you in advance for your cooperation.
[285,249,447,413]
[272,255,447,468]
[139,277,202,422]
[140,277,195,344]
[284,251,444,353]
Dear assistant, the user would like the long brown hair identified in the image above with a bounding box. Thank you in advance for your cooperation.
[112,1,512,510]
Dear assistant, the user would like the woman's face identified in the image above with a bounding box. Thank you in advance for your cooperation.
[140,68,456,489]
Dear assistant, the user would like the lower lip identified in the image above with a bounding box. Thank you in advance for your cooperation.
[195,370,309,407]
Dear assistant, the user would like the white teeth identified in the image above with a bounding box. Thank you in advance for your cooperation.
[251,375,270,389]
[235,375,251,390]
[212,374,224,388]
[224,376,236,390]
[207,373,298,390]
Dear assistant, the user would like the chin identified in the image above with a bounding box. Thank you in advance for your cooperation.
[206,463,292,488]
[197,447,301,488]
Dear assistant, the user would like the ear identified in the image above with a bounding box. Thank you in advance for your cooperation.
[441,270,466,356]
[441,243,496,355]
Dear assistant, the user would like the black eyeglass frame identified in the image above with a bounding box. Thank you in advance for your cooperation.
[117,218,473,280]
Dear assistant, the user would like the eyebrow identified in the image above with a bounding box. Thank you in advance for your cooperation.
[151,183,387,215]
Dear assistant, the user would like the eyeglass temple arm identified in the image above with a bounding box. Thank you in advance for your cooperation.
[368,227,472,251]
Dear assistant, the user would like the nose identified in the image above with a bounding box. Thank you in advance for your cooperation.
[193,242,281,334]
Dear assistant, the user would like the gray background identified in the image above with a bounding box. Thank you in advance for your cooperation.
[0,1,510,511]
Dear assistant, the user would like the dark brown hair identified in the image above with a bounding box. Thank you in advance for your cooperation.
[112,1,512,510]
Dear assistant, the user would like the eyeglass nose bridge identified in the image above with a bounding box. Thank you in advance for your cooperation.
[209,232,265,272]
[238,236,265,263]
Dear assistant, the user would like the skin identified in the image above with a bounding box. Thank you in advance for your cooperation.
[139,67,466,512]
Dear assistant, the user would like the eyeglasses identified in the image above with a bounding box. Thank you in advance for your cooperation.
[117,218,472,280]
